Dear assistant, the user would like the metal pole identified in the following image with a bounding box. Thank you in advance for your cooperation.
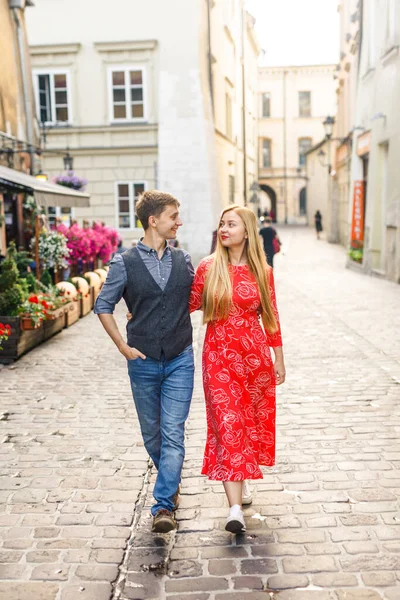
[283,70,288,223]
[35,214,41,281]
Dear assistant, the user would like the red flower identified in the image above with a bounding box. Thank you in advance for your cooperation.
[28,295,39,304]
[41,300,49,309]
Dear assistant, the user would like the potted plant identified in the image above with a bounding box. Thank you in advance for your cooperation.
[348,241,363,264]
[0,323,11,350]
[0,245,44,364]
[19,294,47,330]
[53,171,87,191]
[35,230,71,282]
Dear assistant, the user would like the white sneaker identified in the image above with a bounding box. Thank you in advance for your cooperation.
[242,480,253,506]
[225,509,246,534]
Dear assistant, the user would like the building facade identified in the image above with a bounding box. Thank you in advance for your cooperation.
[333,0,360,246]
[258,64,336,224]
[347,0,400,283]
[0,0,37,254]
[26,0,259,263]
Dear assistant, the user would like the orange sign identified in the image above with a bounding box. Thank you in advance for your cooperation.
[351,181,365,243]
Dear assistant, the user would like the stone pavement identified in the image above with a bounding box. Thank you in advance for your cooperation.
[1,226,400,600]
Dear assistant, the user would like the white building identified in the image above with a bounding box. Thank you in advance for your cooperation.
[26,0,259,264]
[348,0,400,283]
[258,64,336,224]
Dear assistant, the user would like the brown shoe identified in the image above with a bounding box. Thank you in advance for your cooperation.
[173,484,181,510]
[152,509,177,533]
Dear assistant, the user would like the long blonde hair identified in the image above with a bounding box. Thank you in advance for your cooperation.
[203,205,278,333]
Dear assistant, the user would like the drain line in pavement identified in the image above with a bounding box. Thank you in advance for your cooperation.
[111,456,154,599]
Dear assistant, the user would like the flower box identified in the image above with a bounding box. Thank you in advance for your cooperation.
[80,292,92,317]
[20,316,43,331]
[43,310,65,341]
[65,300,81,327]
[0,316,44,364]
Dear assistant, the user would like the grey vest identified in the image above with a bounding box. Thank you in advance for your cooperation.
[121,246,193,360]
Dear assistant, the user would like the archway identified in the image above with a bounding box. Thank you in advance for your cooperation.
[260,184,277,222]
[299,187,307,216]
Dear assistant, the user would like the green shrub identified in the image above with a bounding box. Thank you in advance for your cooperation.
[0,244,26,316]
[40,269,53,288]
[25,273,38,293]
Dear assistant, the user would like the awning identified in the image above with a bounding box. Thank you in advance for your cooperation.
[0,164,90,208]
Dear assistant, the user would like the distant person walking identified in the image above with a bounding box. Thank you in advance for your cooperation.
[314,210,323,240]
[259,217,279,268]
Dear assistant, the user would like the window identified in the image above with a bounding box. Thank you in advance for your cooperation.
[262,92,271,118]
[47,206,73,228]
[262,139,271,168]
[299,91,311,117]
[225,92,232,139]
[34,71,71,124]
[229,175,235,204]
[109,67,145,121]
[298,138,313,166]
[116,182,146,229]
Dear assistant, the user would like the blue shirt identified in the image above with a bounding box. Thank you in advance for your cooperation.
[94,239,194,315]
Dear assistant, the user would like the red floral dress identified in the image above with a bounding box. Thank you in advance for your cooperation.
[189,258,283,481]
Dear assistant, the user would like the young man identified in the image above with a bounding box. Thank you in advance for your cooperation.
[94,190,194,533]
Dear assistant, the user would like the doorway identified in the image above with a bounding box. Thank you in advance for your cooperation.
[260,184,277,222]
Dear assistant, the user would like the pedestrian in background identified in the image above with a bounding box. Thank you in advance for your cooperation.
[259,217,280,268]
[314,210,323,239]
[189,205,285,534]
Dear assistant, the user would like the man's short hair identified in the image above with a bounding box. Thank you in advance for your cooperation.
[136,190,180,230]
[265,216,272,224]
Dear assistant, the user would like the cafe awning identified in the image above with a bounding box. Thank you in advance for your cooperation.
[0,165,90,208]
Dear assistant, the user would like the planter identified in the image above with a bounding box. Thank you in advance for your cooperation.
[80,293,92,317]
[20,316,43,331]
[65,300,81,327]
[0,316,44,364]
[43,311,65,341]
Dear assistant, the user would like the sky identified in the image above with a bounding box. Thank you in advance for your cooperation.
[245,0,340,66]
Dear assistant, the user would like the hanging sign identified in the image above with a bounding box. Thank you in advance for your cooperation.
[350,181,365,243]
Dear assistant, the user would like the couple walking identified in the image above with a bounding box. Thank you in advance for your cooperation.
[95,191,285,534]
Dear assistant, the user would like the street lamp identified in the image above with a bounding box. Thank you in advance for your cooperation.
[63,152,74,171]
[323,115,335,139]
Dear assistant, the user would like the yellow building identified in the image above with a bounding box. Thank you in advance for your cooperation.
[258,64,336,224]
[0,0,37,254]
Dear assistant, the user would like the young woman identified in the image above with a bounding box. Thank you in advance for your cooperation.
[189,205,286,534]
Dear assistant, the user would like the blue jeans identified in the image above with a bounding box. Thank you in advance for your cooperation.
[127,345,194,515]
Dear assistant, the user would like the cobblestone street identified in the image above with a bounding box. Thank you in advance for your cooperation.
[1,227,400,600]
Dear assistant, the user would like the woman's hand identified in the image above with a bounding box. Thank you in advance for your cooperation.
[274,358,286,385]
[126,312,132,320]
[272,347,286,385]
